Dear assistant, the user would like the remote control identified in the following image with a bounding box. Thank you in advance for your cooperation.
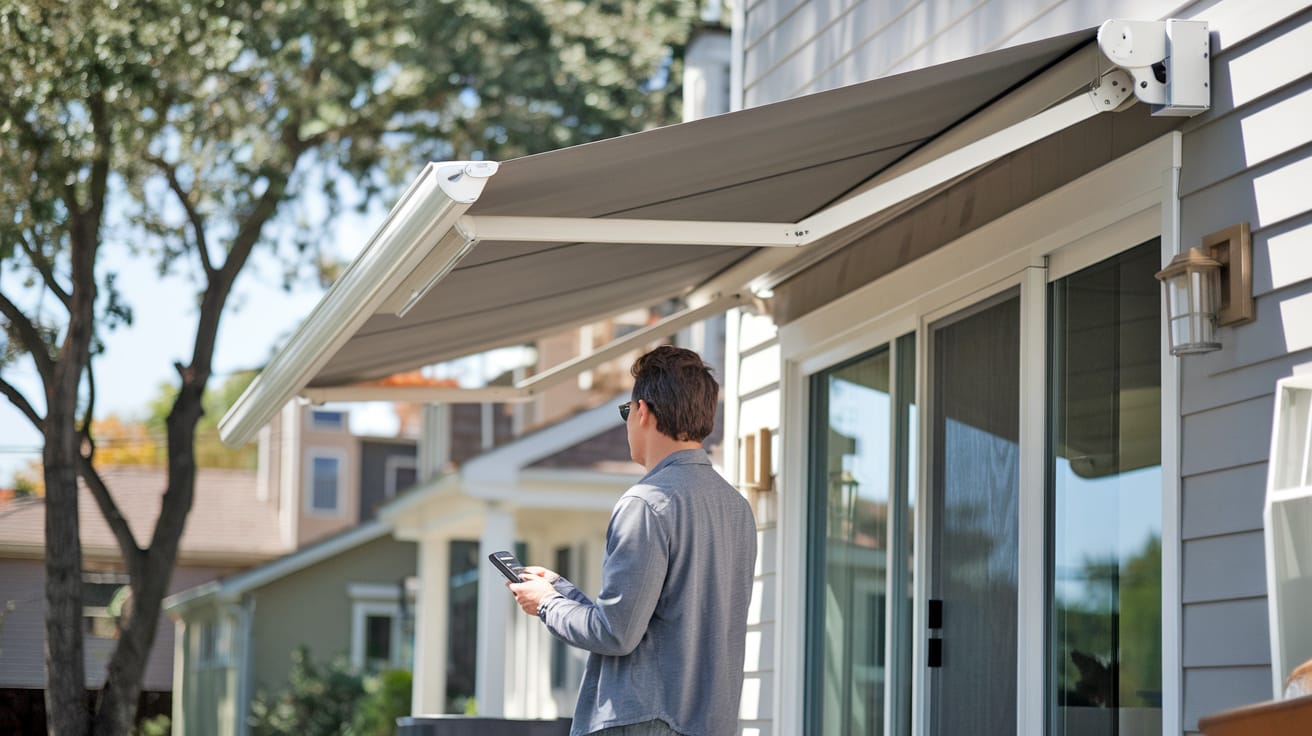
[488,550,527,584]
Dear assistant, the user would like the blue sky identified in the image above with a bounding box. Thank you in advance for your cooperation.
[0,190,386,485]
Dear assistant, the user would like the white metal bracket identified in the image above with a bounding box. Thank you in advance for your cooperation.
[1097,19,1210,117]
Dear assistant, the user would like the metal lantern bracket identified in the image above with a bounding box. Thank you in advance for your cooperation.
[1098,19,1211,116]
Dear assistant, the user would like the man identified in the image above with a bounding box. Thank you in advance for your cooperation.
[509,345,757,736]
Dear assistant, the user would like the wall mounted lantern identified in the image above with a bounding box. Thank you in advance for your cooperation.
[1155,222,1253,356]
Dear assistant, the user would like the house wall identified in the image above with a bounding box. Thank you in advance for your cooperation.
[359,439,418,522]
[725,307,782,736]
[735,1,1312,734]
[247,536,416,694]
[298,407,361,546]
[0,559,236,692]
[1172,4,1312,732]
[739,0,1183,108]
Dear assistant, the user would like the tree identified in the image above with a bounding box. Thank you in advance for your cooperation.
[0,1,696,732]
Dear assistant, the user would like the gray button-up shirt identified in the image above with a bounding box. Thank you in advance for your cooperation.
[539,448,757,736]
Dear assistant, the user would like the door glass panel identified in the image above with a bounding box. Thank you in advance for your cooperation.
[929,293,1020,736]
[1049,240,1162,735]
[807,337,915,736]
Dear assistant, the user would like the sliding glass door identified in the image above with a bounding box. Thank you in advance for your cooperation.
[807,335,916,736]
[1048,240,1163,735]
[927,292,1021,736]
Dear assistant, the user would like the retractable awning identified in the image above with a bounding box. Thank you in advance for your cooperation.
[220,27,1145,447]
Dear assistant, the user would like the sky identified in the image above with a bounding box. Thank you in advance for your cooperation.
[0,186,390,485]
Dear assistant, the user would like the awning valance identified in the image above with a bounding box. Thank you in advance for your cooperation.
[221,28,1117,447]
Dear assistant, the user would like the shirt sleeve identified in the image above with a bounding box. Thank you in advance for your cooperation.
[540,495,669,657]
[551,576,593,606]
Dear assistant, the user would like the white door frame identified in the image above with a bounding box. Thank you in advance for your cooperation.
[775,132,1182,736]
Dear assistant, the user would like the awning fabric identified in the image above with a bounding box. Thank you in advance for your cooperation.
[221,28,1096,446]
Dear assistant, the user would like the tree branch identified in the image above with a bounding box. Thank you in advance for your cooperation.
[146,154,214,279]
[17,233,72,308]
[77,454,143,572]
[0,374,44,431]
[0,290,55,383]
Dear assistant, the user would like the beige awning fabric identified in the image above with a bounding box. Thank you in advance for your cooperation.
[221,28,1095,446]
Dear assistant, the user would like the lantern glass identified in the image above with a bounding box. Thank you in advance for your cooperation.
[1157,248,1222,355]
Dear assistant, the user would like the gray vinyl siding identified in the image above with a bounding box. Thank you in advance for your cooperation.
[1175,4,1312,733]
[739,0,1182,107]
[0,559,235,691]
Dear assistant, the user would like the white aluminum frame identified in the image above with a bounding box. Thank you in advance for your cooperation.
[219,72,1136,448]
[775,132,1183,735]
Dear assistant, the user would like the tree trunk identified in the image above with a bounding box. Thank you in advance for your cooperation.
[44,404,89,736]
[91,376,205,736]
[44,241,98,735]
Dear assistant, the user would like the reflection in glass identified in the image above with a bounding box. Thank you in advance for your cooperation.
[807,337,915,736]
[1049,240,1162,735]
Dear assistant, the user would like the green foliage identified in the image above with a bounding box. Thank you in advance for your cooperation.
[248,647,366,736]
[352,669,413,736]
[249,647,415,736]
[132,715,170,736]
[0,1,697,730]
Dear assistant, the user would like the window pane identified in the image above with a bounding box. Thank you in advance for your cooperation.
[312,456,339,510]
[1049,240,1162,735]
[365,614,393,665]
[809,348,892,736]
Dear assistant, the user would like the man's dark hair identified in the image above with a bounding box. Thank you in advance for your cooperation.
[631,345,718,442]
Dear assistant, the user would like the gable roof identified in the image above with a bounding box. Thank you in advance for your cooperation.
[164,519,393,613]
[0,466,286,565]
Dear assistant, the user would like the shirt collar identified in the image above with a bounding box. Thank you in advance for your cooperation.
[643,448,711,480]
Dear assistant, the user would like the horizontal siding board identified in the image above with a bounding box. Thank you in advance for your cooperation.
[1255,212,1312,297]
[1182,531,1267,603]
[1182,462,1268,540]
[1187,0,1312,56]
[1181,144,1312,248]
[1181,350,1309,418]
[739,670,776,722]
[1183,666,1272,730]
[1180,348,1312,417]
[885,0,1183,76]
[745,0,813,50]
[748,572,777,626]
[744,621,777,672]
[751,0,934,102]
[1181,394,1273,476]
[743,0,876,85]
[1188,280,1312,376]
[1203,11,1312,119]
[740,343,782,395]
[1183,598,1271,668]
[1180,84,1312,196]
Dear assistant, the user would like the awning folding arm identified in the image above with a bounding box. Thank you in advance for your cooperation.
[298,293,746,405]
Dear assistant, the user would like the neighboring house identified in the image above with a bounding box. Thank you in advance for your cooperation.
[0,467,284,725]
[165,520,417,736]
[215,2,1312,736]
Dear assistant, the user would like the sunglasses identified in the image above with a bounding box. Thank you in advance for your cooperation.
[618,400,653,422]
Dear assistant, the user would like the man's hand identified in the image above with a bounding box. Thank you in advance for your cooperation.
[508,572,561,617]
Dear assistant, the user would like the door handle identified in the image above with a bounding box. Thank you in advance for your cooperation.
[928,598,943,668]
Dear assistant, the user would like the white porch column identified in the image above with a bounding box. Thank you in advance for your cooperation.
[412,534,450,715]
[476,504,516,716]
